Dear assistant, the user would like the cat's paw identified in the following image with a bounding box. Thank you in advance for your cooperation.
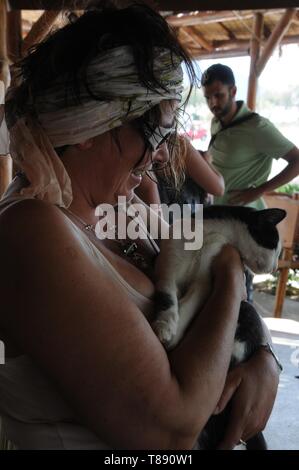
[152,311,178,347]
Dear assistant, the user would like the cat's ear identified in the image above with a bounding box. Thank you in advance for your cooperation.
[255,208,287,225]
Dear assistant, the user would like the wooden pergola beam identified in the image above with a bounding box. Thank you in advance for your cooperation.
[178,28,198,49]
[189,33,299,59]
[213,38,250,49]
[247,12,264,110]
[256,8,297,76]
[192,48,250,60]
[8,1,299,11]
[0,0,12,196]
[167,9,286,27]
[216,33,299,48]
[21,10,60,57]
[263,22,272,39]
[6,10,22,62]
[219,21,237,40]
[0,1,8,88]
[0,0,8,83]
[184,26,213,51]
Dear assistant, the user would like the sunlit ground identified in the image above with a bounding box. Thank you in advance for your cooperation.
[253,290,299,450]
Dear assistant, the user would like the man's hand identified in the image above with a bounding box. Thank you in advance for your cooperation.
[227,187,262,205]
[212,347,280,449]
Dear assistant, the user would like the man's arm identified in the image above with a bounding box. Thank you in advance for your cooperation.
[228,146,299,205]
[258,146,299,193]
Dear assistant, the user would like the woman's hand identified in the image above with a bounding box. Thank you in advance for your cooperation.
[213,347,280,449]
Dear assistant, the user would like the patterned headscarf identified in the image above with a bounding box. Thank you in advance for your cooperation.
[8,46,183,207]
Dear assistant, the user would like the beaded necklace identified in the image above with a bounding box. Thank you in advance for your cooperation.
[65,208,157,271]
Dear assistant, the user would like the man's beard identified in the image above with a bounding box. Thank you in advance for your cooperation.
[213,96,234,120]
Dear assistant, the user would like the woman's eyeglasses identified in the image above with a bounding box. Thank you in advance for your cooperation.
[133,119,175,173]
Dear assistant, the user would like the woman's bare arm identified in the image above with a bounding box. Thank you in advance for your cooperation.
[0,199,244,449]
[185,139,225,197]
[135,173,161,206]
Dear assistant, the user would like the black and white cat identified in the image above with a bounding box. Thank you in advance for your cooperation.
[152,206,286,450]
[153,206,286,353]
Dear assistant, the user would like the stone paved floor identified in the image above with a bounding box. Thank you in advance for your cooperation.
[253,290,299,450]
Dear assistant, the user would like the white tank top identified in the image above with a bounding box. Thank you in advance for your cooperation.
[0,176,157,449]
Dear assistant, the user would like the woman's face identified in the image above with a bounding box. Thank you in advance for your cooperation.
[90,100,178,205]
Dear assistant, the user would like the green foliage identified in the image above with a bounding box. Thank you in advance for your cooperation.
[255,270,299,298]
[258,83,299,108]
[276,183,299,194]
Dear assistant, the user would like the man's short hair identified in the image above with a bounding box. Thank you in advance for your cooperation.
[201,64,235,87]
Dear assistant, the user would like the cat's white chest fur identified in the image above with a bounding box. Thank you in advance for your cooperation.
[153,226,230,349]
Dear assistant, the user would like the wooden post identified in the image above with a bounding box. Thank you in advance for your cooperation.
[183,26,213,51]
[21,10,60,57]
[247,12,263,111]
[0,0,10,89]
[0,0,12,197]
[0,155,12,195]
[6,10,22,63]
[256,8,296,77]
[274,248,293,318]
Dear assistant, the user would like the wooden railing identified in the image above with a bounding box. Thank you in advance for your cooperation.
[264,192,299,318]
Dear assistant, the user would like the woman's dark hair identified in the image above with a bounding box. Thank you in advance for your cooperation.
[6,4,197,127]
[201,63,235,87]
[6,3,199,185]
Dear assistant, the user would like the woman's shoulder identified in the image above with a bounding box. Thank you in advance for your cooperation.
[0,197,89,281]
[0,197,71,243]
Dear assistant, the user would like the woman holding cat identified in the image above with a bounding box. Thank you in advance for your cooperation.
[0,5,279,450]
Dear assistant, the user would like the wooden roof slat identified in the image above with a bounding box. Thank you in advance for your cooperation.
[167,9,286,27]
[195,48,250,60]
[0,0,9,89]
[191,33,299,60]
[213,38,251,49]
[21,10,60,56]
[8,1,299,11]
[256,8,297,75]
[231,10,257,37]
[263,22,272,38]
[218,21,237,40]
[6,10,22,62]
[178,28,198,49]
[7,3,299,62]
[184,26,213,51]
